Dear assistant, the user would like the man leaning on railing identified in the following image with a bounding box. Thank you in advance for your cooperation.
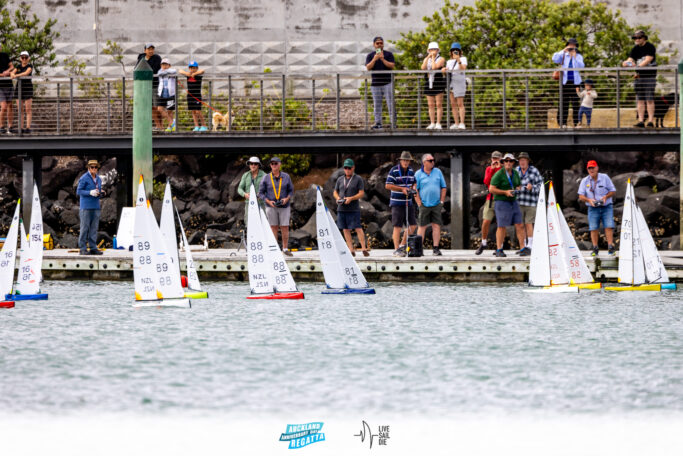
[365,36,395,130]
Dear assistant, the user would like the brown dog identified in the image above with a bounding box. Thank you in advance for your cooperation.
[212,111,231,131]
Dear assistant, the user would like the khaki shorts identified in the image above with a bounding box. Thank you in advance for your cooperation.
[265,205,291,226]
[418,204,443,226]
[482,199,495,221]
[520,205,536,224]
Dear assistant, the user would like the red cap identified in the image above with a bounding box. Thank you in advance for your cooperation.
[586,160,598,169]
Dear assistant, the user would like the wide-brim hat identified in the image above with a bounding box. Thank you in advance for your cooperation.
[502,153,516,162]
[566,38,579,46]
[247,156,261,165]
[518,152,531,161]
[87,159,100,168]
[491,151,502,159]
[399,151,414,161]
[427,41,440,51]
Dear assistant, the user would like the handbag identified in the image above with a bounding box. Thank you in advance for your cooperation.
[552,52,565,80]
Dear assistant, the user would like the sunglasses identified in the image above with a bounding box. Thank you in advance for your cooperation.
[249,163,259,166]
[424,159,435,162]
[343,166,352,170]
[89,166,98,169]
[20,56,29,59]
[270,162,280,165]
[503,159,514,163]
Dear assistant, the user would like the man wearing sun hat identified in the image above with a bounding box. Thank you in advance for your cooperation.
[515,152,544,255]
[238,156,266,223]
[385,151,417,256]
[76,159,105,255]
[488,153,527,257]
[578,159,616,256]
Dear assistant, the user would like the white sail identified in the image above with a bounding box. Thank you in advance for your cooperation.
[160,181,181,280]
[315,189,347,289]
[636,205,668,283]
[618,183,646,284]
[259,204,298,293]
[246,184,273,294]
[546,186,570,285]
[16,221,40,295]
[146,197,185,299]
[528,183,550,286]
[133,178,160,301]
[0,202,21,297]
[28,182,44,280]
[175,204,202,291]
[557,203,593,284]
[327,210,369,289]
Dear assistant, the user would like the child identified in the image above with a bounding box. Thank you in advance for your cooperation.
[178,61,208,132]
[157,58,177,132]
[576,78,597,128]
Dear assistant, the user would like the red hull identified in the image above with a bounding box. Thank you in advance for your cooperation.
[1,301,15,309]
[247,292,305,300]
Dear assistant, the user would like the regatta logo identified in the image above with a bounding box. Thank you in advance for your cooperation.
[279,422,325,449]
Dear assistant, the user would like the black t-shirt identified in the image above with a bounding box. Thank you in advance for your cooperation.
[0,52,11,88]
[335,174,365,212]
[365,50,395,86]
[629,42,657,78]
[137,53,162,86]
[186,74,202,97]
[16,63,33,84]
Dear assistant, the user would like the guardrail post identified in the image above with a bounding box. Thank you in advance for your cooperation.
[56,82,61,134]
[311,78,316,130]
[17,79,22,136]
[121,77,126,132]
[390,72,396,129]
[616,70,621,129]
[226,78,231,131]
[336,73,341,131]
[502,71,507,129]
[69,77,74,134]
[470,76,475,129]
[558,75,563,127]
[281,74,286,132]
[675,67,679,128]
[679,58,683,246]
[259,78,264,132]
[364,77,368,130]
[446,71,450,129]
[106,81,111,133]
[525,75,529,130]
[174,80,179,133]
[417,77,422,130]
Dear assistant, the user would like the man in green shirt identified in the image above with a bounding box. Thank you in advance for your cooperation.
[237,156,266,223]
[488,153,527,257]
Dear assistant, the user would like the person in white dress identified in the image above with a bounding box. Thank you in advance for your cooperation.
[443,42,468,130]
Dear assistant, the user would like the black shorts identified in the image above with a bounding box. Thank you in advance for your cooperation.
[187,96,202,111]
[14,85,33,100]
[159,97,175,111]
[391,204,417,227]
[635,77,656,102]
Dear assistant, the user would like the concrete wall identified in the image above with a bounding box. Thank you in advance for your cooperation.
[24,0,683,76]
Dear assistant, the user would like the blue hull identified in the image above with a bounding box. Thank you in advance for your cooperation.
[321,288,376,295]
[5,293,49,301]
[661,283,677,290]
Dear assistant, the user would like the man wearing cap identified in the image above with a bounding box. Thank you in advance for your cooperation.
[179,61,208,131]
[333,158,369,256]
[515,152,543,255]
[489,153,527,257]
[157,58,177,132]
[238,157,266,223]
[414,154,447,255]
[622,30,657,128]
[137,44,163,130]
[365,36,395,130]
[76,160,105,255]
[0,45,14,135]
[385,151,417,257]
[475,151,502,255]
[578,160,616,256]
[552,38,584,128]
[258,157,295,255]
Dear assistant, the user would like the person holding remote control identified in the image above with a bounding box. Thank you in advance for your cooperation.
[333,158,369,257]
[578,160,616,257]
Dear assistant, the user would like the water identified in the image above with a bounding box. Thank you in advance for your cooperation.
[1,281,682,454]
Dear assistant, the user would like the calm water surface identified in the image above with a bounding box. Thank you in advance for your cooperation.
[1,281,681,416]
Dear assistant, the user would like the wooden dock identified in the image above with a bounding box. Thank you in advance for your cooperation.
[37,249,683,282]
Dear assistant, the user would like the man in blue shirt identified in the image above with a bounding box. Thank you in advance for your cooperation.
[258,157,295,255]
[414,154,447,256]
[578,160,616,256]
[552,38,584,128]
[76,159,105,255]
[365,36,395,130]
[385,151,417,257]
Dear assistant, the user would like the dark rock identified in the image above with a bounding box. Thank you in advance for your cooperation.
[207,188,221,203]
[57,233,78,248]
[365,221,381,238]
[41,206,59,229]
[59,208,80,227]
[175,199,187,212]
[654,176,674,192]
[369,195,388,212]
[191,201,221,221]
[44,157,84,197]
[206,228,230,242]
[359,200,375,220]
[57,189,74,203]
[289,229,312,247]
[227,173,245,201]
[659,235,680,250]
[41,156,56,171]
[97,231,112,244]
[299,213,317,238]
[180,155,201,175]
[563,170,582,209]
[380,220,394,242]
[634,186,653,201]
[100,198,117,224]
[322,168,344,202]
[151,199,162,221]
[652,187,679,211]
[375,210,391,228]
[292,186,317,216]
[188,230,205,245]
[366,162,393,202]
[225,201,243,215]
[583,152,642,173]
[207,222,230,231]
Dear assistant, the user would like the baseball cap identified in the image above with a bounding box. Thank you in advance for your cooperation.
[502,153,516,161]
[428,41,440,50]
[247,156,261,165]
[586,160,598,169]
[19,51,29,57]
[632,30,647,39]
[161,58,170,65]
[343,158,354,167]
[450,42,461,50]
[270,157,282,163]
[491,151,502,159]
[144,43,155,49]
[188,61,198,67]
[373,36,384,43]
[567,38,578,46]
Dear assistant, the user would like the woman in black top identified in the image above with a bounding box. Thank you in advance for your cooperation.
[10,51,33,133]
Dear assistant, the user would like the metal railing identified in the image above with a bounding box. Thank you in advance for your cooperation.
[0,65,678,136]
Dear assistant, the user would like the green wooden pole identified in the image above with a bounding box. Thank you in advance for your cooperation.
[680,58,683,247]
[133,59,154,203]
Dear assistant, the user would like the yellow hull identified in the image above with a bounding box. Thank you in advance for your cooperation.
[604,284,661,292]
[572,282,602,290]
[184,291,208,299]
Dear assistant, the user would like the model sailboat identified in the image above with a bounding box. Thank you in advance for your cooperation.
[315,187,374,294]
[0,201,20,308]
[133,176,191,308]
[605,180,675,291]
[246,183,303,299]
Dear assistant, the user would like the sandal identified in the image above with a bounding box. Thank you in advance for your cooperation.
[351,251,356,257]
[362,250,370,257]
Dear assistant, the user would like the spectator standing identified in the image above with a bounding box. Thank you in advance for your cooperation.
[622,30,657,128]
[475,151,502,255]
[258,157,294,256]
[10,51,33,133]
[488,153,527,257]
[0,46,14,134]
[385,151,417,257]
[76,160,105,256]
[421,42,446,130]
[575,79,597,128]
[515,152,543,254]
[136,44,163,130]
[414,154,447,256]
[157,58,177,132]
[237,156,266,223]
[178,61,208,132]
[365,36,395,130]
[552,38,584,128]
[333,158,370,257]
[443,42,467,129]
[578,160,616,256]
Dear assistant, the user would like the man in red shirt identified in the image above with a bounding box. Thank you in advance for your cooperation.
[475,151,502,255]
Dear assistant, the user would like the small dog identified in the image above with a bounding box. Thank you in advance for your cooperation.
[212,111,231,131]
[654,93,676,128]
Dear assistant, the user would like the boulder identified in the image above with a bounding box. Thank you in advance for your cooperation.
[59,208,80,227]
[380,220,394,241]
[207,188,221,204]
[206,228,230,242]
[359,200,375,220]
[41,156,57,171]
[227,173,245,201]
[375,210,391,228]
[369,195,388,212]
[44,157,84,197]
[187,230,205,245]
[100,198,117,224]
[299,213,317,238]
[654,176,674,192]
[225,201,244,215]
[292,186,317,216]
[191,201,221,221]
[366,162,393,202]
[289,229,312,247]
[563,170,583,209]
[322,168,344,202]
[57,233,78,249]
[634,185,653,201]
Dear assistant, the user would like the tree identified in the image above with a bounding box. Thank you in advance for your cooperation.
[0,0,60,73]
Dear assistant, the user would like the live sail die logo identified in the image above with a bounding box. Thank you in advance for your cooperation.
[354,421,390,449]
[279,422,325,449]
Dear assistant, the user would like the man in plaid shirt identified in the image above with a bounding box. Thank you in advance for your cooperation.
[515,152,544,255]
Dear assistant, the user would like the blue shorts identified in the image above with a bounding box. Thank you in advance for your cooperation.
[587,204,614,231]
[337,211,361,230]
[494,200,523,227]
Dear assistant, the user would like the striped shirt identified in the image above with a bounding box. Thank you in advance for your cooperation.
[386,164,416,206]
[515,165,544,206]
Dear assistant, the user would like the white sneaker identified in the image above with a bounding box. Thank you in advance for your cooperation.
[458,123,466,129]
[434,123,442,130]
[426,123,435,130]
[449,123,458,130]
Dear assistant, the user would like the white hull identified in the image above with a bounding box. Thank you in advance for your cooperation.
[524,285,579,294]
[132,298,191,308]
